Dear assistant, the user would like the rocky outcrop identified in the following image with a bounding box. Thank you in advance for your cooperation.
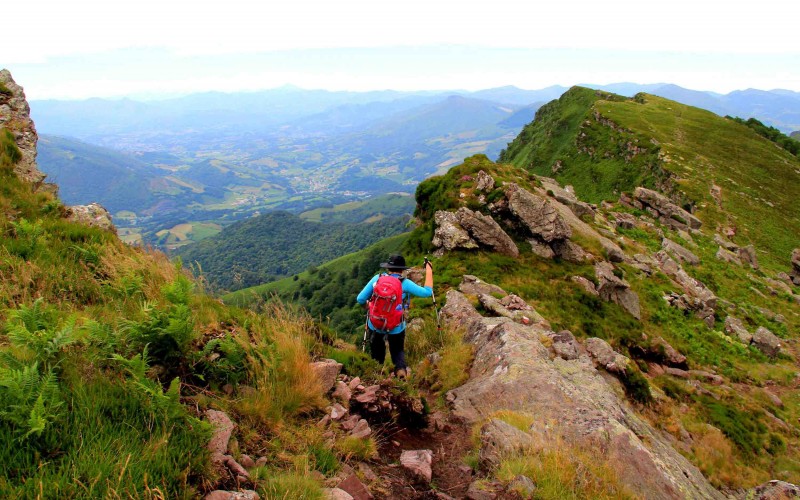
[595,262,641,319]
[311,359,344,393]
[654,251,717,327]
[505,183,571,242]
[741,480,800,499]
[205,490,259,500]
[474,170,495,192]
[458,275,506,297]
[400,449,433,483]
[631,187,702,231]
[662,238,699,265]
[454,207,519,257]
[724,316,753,344]
[716,247,742,265]
[432,208,519,257]
[538,176,596,220]
[585,337,630,375]
[738,244,759,270]
[790,249,800,286]
[478,293,548,329]
[441,288,724,500]
[478,419,535,470]
[66,203,116,233]
[432,211,478,253]
[0,69,47,188]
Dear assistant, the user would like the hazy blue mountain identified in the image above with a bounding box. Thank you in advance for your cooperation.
[649,84,728,115]
[468,85,567,105]
[581,82,666,96]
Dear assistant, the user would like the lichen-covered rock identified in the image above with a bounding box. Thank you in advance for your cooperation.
[662,238,699,265]
[570,276,598,296]
[649,336,687,367]
[584,337,630,375]
[549,330,581,361]
[790,248,800,285]
[714,234,739,252]
[458,275,507,297]
[613,212,637,230]
[552,239,590,263]
[752,327,781,357]
[443,289,723,499]
[529,239,556,259]
[633,187,702,230]
[479,419,535,470]
[478,293,548,328]
[716,246,742,265]
[0,69,47,188]
[455,207,519,257]
[205,490,260,500]
[600,237,625,263]
[432,211,478,252]
[741,480,800,499]
[538,176,596,220]
[505,183,572,242]
[595,262,641,319]
[475,170,496,191]
[653,251,717,310]
[724,316,752,344]
[206,410,235,455]
[66,203,116,233]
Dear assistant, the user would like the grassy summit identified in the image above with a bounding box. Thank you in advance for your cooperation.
[501,87,800,268]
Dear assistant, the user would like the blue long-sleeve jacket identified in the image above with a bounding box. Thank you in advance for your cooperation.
[356,273,432,334]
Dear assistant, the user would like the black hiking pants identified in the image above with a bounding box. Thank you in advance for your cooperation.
[369,330,407,371]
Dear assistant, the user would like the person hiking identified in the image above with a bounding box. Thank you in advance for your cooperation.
[357,254,433,378]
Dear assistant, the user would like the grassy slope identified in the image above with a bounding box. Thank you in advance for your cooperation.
[501,87,800,270]
[0,128,335,498]
[401,153,800,488]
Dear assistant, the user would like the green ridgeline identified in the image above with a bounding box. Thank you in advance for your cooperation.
[500,86,800,269]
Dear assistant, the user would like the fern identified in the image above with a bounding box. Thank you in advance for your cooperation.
[0,362,62,440]
[6,313,77,371]
[112,348,185,420]
[163,275,193,306]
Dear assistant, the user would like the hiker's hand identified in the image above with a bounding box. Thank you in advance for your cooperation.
[424,258,433,270]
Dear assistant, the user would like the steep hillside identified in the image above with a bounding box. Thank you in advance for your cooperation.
[501,86,800,269]
[177,211,410,292]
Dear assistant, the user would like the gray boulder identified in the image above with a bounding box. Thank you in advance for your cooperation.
[311,359,343,393]
[432,210,478,252]
[475,170,495,191]
[478,418,535,470]
[505,183,572,242]
[738,244,759,270]
[791,249,800,285]
[66,202,116,233]
[400,449,433,483]
[455,207,519,257]
[649,336,687,367]
[0,70,47,188]
[716,246,742,265]
[206,410,235,455]
[595,262,641,319]
[459,275,507,297]
[662,238,699,265]
[752,327,781,357]
[584,337,630,375]
[724,316,752,344]
[552,239,590,263]
[633,187,702,230]
[741,480,800,499]
[653,251,717,310]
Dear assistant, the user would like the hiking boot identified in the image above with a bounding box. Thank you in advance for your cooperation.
[395,368,408,379]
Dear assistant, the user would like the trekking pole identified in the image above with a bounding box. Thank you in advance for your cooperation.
[361,309,370,352]
[424,257,441,332]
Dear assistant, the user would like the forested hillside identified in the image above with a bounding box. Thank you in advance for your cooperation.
[178,211,410,292]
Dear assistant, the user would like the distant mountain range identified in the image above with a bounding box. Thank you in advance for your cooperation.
[31,83,800,249]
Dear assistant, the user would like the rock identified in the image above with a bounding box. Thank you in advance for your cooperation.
[354,385,380,404]
[584,337,629,375]
[205,491,260,500]
[66,203,116,233]
[537,176,596,220]
[400,449,433,483]
[724,316,753,344]
[714,234,739,252]
[332,381,352,402]
[716,246,742,265]
[595,262,641,319]
[479,419,535,470]
[571,276,598,296]
[647,363,665,376]
[738,244,759,270]
[455,207,519,257]
[322,488,354,500]
[653,251,717,311]
[688,370,724,385]
[613,212,637,230]
[479,293,548,328]
[357,462,379,482]
[255,456,268,468]
[348,377,361,391]
[600,237,626,263]
[349,419,372,439]
[791,249,800,285]
[529,239,556,259]
[649,336,687,367]
[743,480,800,499]
[499,294,532,311]
[330,403,348,420]
[475,170,495,191]
[0,70,48,188]
[206,410,235,455]
[551,239,589,263]
[665,367,690,379]
[341,414,360,431]
[239,454,255,469]
[765,278,793,295]
[508,475,537,496]
[633,187,702,230]
[441,290,484,331]
[432,210,478,252]
[506,183,572,241]
[764,389,784,408]
[752,327,781,357]
[311,359,343,393]
[550,330,581,361]
[221,455,250,480]
[466,481,497,500]
[459,275,507,297]
[337,474,373,500]
[662,238,699,265]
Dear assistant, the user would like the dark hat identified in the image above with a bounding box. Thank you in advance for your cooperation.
[380,254,409,270]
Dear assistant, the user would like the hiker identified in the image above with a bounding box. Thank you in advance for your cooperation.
[357,254,433,378]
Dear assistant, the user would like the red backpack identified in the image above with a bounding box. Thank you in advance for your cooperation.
[368,274,405,332]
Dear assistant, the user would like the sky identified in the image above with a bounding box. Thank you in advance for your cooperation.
[2,0,799,100]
